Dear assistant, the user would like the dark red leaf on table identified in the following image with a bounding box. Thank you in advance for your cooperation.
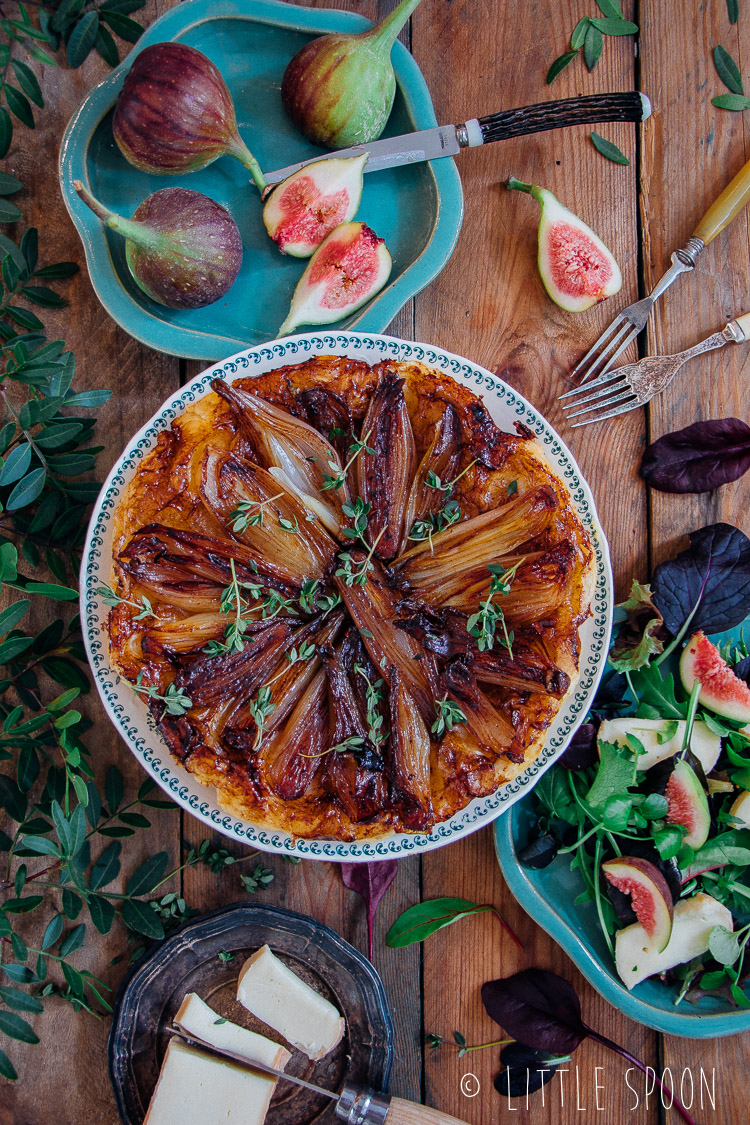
[640,417,750,494]
[651,522,750,635]
[340,859,398,960]
[481,968,587,1055]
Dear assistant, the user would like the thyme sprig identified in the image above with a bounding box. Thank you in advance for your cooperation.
[132,672,192,719]
[466,558,525,657]
[248,642,316,750]
[354,663,387,749]
[336,525,387,588]
[408,499,462,553]
[205,560,299,656]
[97,583,158,622]
[431,697,468,737]
[424,458,477,495]
[322,428,374,491]
[298,578,342,617]
[340,496,370,549]
[229,491,284,533]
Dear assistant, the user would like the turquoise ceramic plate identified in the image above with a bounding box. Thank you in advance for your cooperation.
[81,331,613,861]
[59,0,464,360]
[494,622,750,1037]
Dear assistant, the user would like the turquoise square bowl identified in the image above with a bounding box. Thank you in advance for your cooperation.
[59,0,464,359]
[494,622,750,1038]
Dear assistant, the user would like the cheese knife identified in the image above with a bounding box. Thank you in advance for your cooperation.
[167,1025,469,1124]
[263,90,652,185]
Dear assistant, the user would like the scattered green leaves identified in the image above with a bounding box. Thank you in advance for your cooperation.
[547,5,638,84]
[590,132,630,165]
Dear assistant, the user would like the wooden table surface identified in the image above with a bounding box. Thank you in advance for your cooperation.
[3,0,750,1122]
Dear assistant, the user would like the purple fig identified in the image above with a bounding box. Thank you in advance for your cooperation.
[263,154,368,258]
[281,0,423,150]
[507,176,622,312]
[73,182,242,310]
[113,43,266,192]
[279,221,391,335]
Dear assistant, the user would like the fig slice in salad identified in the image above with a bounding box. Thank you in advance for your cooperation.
[665,758,711,850]
[615,893,732,989]
[601,856,673,953]
[679,630,750,723]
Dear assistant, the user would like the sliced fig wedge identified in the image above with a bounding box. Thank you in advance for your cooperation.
[263,154,368,257]
[507,177,622,313]
[602,855,674,953]
[278,221,392,335]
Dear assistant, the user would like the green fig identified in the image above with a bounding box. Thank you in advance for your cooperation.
[281,0,423,150]
[507,176,622,313]
[73,182,243,310]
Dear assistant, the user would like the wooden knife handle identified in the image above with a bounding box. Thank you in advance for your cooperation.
[386,1096,471,1125]
[693,155,750,244]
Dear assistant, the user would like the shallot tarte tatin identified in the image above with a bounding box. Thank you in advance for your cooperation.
[104,356,594,840]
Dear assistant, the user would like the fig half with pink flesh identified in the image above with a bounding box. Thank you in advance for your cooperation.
[602,855,674,953]
[279,220,391,335]
[263,154,368,257]
[680,630,750,723]
[665,757,711,850]
[507,177,622,313]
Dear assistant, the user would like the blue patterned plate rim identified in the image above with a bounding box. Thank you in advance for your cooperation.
[80,330,613,860]
[494,813,750,1036]
[58,0,464,361]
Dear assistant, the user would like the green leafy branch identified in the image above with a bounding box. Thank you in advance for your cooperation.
[0,0,148,160]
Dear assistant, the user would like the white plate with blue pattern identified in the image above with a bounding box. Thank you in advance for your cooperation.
[81,332,613,861]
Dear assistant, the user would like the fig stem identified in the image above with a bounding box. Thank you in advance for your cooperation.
[227,136,268,192]
[366,0,423,51]
[72,180,162,251]
[506,176,533,194]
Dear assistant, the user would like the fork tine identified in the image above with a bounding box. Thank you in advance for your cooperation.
[571,398,641,427]
[577,320,634,384]
[586,325,640,384]
[570,314,625,380]
[565,389,637,420]
[560,378,627,410]
[558,366,625,401]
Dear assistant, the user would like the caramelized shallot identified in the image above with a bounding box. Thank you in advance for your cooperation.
[355,370,416,559]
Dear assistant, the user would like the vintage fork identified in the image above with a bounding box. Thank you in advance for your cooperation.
[559,312,750,426]
[568,155,750,385]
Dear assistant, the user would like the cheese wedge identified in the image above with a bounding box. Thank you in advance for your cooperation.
[144,1038,274,1124]
[237,944,345,1060]
[174,991,291,1070]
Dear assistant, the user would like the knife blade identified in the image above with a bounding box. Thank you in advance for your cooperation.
[263,90,652,185]
[165,1025,470,1124]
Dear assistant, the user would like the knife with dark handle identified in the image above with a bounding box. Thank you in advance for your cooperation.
[167,1025,469,1124]
[263,90,652,185]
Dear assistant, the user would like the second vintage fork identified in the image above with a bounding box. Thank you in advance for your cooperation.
[567,154,750,386]
[559,312,750,426]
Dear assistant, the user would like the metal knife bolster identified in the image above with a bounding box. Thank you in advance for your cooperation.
[338,1084,391,1125]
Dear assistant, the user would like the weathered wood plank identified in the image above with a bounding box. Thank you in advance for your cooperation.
[1,4,181,1121]
[414,1,656,1121]
[640,3,750,1123]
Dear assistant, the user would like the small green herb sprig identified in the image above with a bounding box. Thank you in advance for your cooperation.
[203,559,299,657]
[229,491,284,533]
[431,697,467,737]
[132,671,192,719]
[97,584,157,622]
[321,429,374,491]
[466,558,524,657]
[247,642,316,750]
[546,1,638,85]
[298,578,341,617]
[355,663,387,749]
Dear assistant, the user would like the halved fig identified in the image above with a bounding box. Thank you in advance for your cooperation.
[278,221,392,335]
[602,855,674,953]
[263,154,368,257]
[507,177,622,313]
[665,758,711,850]
[679,631,750,723]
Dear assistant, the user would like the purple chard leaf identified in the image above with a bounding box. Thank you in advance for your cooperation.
[651,522,750,636]
[481,969,586,1055]
[340,859,398,960]
[640,417,750,494]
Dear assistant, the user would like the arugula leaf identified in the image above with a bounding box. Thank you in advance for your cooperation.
[629,664,687,719]
[585,741,636,808]
[608,581,664,672]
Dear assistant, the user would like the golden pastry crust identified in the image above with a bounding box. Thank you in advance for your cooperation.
[106,356,594,840]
